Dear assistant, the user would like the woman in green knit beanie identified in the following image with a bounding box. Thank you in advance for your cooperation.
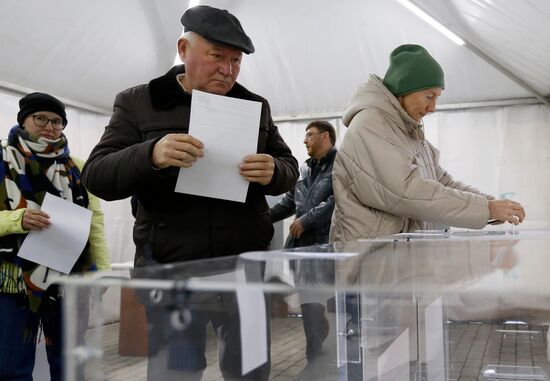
[383,44,445,122]
[330,44,526,242]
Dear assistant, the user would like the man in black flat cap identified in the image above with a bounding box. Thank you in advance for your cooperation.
[82,5,298,381]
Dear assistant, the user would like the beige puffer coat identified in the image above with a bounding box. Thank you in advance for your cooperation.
[330,75,492,241]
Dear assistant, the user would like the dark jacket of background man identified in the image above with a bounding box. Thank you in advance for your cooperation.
[270,149,336,248]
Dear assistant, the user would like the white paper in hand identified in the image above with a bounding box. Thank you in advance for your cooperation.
[18,193,92,274]
[175,90,261,203]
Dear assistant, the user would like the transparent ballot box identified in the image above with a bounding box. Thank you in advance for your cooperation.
[60,231,550,380]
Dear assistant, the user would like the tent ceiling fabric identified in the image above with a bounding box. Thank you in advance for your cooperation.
[0,0,186,112]
[0,0,548,117]
[413,0,550,96]
[229,0,536,118]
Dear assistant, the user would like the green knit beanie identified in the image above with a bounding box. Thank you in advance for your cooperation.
[383,44,444,96]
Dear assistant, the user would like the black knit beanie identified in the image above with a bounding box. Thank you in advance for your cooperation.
[17,92,67,126]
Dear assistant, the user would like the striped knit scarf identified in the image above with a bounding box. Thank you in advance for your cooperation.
[0,125,94,310]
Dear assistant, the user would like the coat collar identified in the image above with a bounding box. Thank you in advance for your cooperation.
[369,75,424,140]
[306,147,337,170]
[149,65,250,109]
[149,65,189,109]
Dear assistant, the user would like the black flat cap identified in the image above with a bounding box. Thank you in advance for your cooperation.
[180,5,255,54]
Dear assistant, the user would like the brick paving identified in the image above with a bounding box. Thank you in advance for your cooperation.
[82,319,550,380]
[447,322,549,381]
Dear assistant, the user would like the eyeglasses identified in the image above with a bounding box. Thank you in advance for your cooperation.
[32,114,66,130]
[304,131,325,140]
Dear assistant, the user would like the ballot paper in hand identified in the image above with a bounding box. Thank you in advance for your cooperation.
[175,90,261,203]
[18,193,92,274]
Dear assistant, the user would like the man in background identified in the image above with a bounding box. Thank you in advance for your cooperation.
[270,120,336,248]
[269,120,337,362]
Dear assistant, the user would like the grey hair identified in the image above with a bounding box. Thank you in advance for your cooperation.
[182,31,199,46]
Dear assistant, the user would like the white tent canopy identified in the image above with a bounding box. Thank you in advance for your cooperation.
[1,0,549,116]
[0,0,549,266]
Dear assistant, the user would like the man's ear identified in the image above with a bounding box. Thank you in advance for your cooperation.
[177,38,188,62]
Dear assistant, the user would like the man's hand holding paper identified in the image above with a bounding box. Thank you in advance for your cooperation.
[152,133,204,169]
[239,153,275,185]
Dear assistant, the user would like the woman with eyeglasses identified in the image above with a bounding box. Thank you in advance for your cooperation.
[0,92,109,381]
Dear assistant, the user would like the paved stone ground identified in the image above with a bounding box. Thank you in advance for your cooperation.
[446,322,549,381]
[83,317,307,381]
[82,320,549,380]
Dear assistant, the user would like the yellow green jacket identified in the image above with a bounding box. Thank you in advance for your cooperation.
[0,157,110,292]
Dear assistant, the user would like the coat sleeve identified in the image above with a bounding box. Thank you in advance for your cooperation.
[342,110,490,229]
[299,194,335,231]
[437,167,495,200]
[81,90,167,201]
[269,188,297,222]
[0,209,26,237]
[86,191,111,271]
[74,157,111,271]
